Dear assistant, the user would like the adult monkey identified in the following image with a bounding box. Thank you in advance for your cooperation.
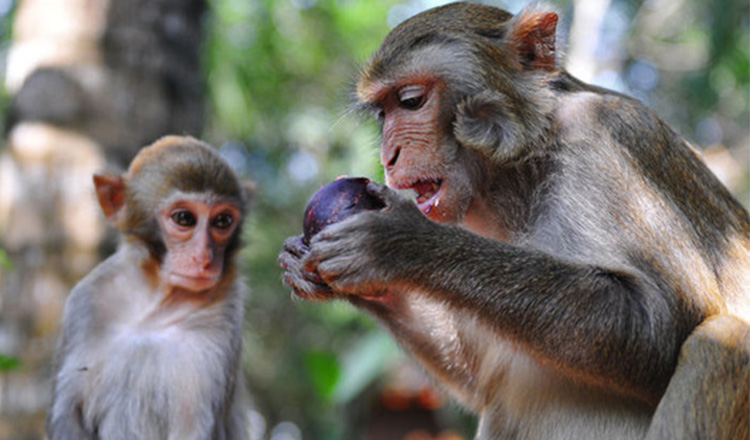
[279,2,750,439]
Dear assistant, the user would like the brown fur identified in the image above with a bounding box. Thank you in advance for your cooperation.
[281,3,750,439]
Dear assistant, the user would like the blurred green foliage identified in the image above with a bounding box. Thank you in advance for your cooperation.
[202,1,407,437]
[0,0,13,137]
[0,354,20,371]
[0,249,11,270]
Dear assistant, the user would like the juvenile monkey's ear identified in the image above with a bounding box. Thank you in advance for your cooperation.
[93,174,126,224]
[509,11,558,71]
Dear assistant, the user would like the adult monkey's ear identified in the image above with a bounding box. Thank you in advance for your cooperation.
[508,10,559,71]
[454,90,526,163]
[93,174,126,225]
[454,9,559,163]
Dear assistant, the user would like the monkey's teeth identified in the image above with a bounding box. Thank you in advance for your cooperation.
[414,180,441,204]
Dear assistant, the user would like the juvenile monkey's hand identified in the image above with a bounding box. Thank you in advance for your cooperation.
[278,235,336,301]
[303,182,435,297]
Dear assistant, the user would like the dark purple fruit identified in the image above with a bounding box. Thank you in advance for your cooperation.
[302,177,385,244]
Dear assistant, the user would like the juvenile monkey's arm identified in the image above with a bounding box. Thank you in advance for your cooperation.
[47,287,92,440]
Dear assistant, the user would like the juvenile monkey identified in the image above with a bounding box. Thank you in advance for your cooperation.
[279,3,750,439]
[47,136,252,440]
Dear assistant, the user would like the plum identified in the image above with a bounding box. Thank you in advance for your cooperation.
[302,177,385,244]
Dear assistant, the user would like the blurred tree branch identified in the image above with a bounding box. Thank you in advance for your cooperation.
[0,0,206,437]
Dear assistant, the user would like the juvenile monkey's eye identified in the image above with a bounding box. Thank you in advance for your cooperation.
[171,211,196,227]
[212,213,234,230]
[398,85,426,110]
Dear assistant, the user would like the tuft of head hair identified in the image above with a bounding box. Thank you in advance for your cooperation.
[360,3,512,87]
[359,2,561,92]
[127,136,245,203]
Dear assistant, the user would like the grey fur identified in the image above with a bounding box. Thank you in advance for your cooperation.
[281,3,750,439]
[47,242,249,440]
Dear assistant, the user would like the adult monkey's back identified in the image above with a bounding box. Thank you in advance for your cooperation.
[279,3,750,439]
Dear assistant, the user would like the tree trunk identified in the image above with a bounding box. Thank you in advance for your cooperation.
[0,0,206,437]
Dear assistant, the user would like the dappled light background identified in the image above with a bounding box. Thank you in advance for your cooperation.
[0,0,748,439]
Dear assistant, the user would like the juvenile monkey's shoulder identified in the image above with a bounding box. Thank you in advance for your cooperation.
[65,250,152,321]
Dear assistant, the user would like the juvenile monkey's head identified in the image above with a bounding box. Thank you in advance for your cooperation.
[356,3,559,224]
[94,136,252,292]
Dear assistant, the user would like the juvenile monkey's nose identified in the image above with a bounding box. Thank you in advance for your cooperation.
[193,237,214,268]
[194,252,213,269]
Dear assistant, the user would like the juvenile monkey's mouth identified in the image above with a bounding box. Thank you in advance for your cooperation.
[170,272,220,291]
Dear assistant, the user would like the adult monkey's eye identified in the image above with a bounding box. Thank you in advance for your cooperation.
[398,85,426,110]
[171,211,196,227]
[212,213,234,230]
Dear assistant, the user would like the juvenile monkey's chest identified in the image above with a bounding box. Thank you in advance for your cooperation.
[81,323,231,436]
[99,323,226,390]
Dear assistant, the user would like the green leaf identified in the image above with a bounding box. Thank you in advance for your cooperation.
[0,250,12,270]
[0,354,21,371]
[304,350,340,401]
[332,329,398,404]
